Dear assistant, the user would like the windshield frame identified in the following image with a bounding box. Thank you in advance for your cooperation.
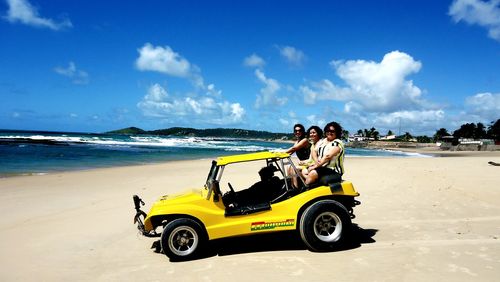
[205,155,305,201]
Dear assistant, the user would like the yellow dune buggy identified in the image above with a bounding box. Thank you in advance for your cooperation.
[133,151,360,261]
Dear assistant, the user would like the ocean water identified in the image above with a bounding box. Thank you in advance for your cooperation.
[0,129,429,176]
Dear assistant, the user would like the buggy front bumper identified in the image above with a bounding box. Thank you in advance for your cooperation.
[132,195,159,237]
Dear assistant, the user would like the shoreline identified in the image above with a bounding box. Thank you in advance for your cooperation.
[383,146,500,158]
[0,157,215,179]
[2,149,499,178]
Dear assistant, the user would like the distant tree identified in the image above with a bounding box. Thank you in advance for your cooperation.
[355,127,380,140]
[487,119,500,142]
[433,128,450,142]
[402,132,413,142]
[453,122,490,139]
[417,135,432,143]
[387,130,393,136]
[475,122,487,139]
[453,123,476,139]
[342,130,350,140]
[369,127,375,135]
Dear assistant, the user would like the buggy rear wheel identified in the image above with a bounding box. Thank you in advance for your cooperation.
[299,199,351,251]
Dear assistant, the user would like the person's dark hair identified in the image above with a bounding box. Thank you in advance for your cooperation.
[324,121,343,139]
[307,125,323,139]
[259,165,276,180]
[293,123,306,139]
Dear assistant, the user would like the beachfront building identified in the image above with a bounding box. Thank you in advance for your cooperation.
[348,135,367,142]
[379,135,396,140]
[438,136,497,151]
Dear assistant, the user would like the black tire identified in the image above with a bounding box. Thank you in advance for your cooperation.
[161,218,206,261]
[299,199,351,251]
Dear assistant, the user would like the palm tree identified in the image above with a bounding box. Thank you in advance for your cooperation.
[402,132,413,142]
[453,123,475,139]
[369,127,376,137]
[475,123,486,139]
[487,119,500,142]
[342,130,350,140]
[417,136,432,143]
[433,128,450,142]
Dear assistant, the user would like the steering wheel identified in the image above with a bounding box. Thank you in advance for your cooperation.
[228,182,235,194]
[224,182,239,207]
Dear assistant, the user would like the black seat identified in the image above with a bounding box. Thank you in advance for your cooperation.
[319,173,342,185]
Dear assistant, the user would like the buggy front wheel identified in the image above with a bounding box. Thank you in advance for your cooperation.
[160,218,206,261]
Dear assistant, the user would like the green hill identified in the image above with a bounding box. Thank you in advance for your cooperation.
[107,127,147,135]
[107,127,292,140]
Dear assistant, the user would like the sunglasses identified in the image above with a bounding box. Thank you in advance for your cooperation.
[294,129,303,132]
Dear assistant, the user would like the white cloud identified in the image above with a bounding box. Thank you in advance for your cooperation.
[135,44,237,125]
[337,109,446,136]
[279,118,290,127]
[335,51,423,111]
[229,102,245,121]
[276,112,302,131]
[449,0,500,41]
[301,51,426,112]
[373,110,445,126]
[278,45,306,66]
[136,43,191,77]
[54,62,89,85]
[206,83,222,98]
[4,0,72,30]
[135,43,216,92]
[244,53,266,68]
[254,69,287,108]
[300,79,352,105]
[306,114,316,123]
[143,83,168,102]
[306,115,326,128]
[464,92,500,121]
[137,83,245,125]
[297,51,451,135]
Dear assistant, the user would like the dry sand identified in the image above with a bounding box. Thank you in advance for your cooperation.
[1,151,499,281]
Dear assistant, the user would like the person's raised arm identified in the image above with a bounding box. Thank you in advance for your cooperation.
[310,140,322,164]
[286,138,309,154]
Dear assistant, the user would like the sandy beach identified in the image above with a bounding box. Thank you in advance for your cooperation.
[1,151,499,281]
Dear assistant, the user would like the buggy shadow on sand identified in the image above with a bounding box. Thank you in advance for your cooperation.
[150,224,377,261]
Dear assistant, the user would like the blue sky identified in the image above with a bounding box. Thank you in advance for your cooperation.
[0,0,499,135]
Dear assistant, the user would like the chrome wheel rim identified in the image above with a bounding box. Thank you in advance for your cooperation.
[313,211,342,242]
[168,226,198,256]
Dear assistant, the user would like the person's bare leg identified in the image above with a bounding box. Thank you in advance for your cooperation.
[288,165,299,188]
[290,165,308,189]
[295,167,309,188]
[305,170,318,185]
